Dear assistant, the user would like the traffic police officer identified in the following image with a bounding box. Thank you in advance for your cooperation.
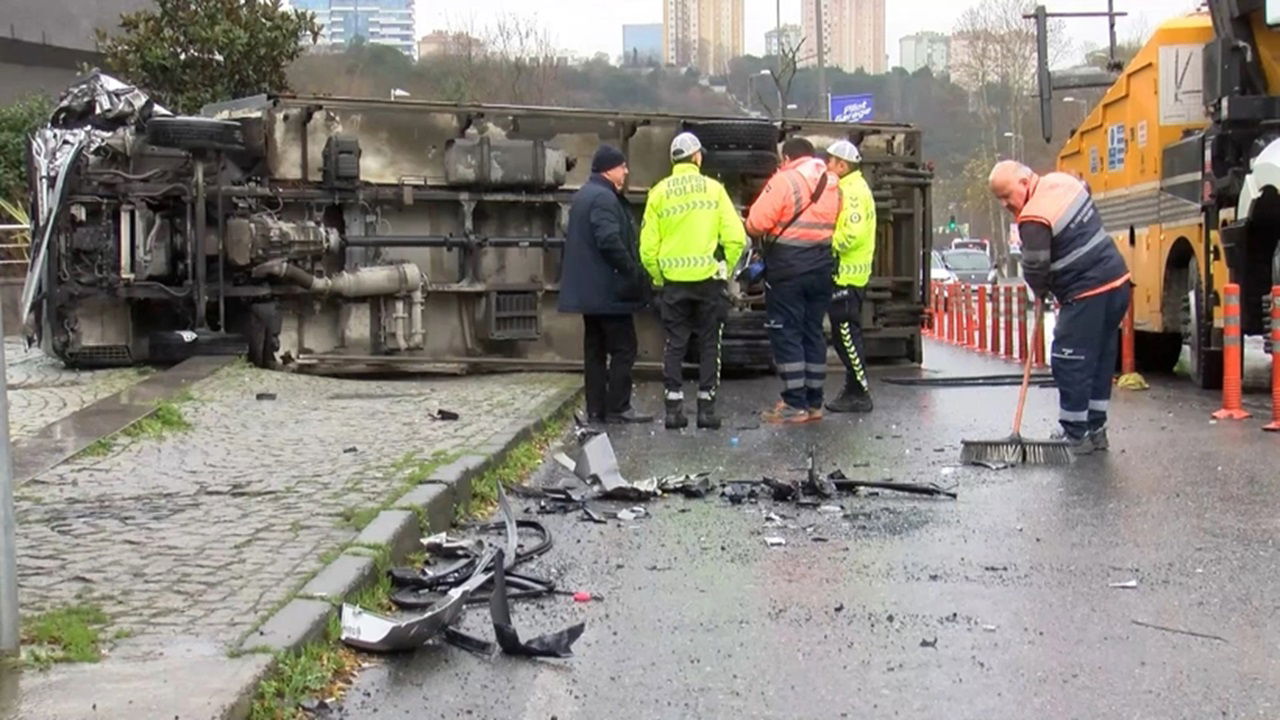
[640,132,747,430]
[825,140,876,413]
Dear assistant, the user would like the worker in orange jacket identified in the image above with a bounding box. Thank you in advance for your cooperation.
[745,138,843,423]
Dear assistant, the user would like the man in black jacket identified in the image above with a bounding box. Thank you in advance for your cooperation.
[558,145,653,424]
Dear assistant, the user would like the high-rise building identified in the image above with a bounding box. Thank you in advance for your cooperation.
[663,0,744,76]
[622,23,663,66]
[899,31,949,74]
[801,0,886,74]
[765,24,803,58]
[292,0,417,58]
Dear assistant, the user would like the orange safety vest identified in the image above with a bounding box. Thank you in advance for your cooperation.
[1019,172,1129,301]
[746,157,841,247]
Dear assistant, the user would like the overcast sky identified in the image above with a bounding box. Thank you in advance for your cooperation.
[418,0,1204,64]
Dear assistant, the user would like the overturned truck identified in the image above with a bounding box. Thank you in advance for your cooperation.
[24,76,931,374]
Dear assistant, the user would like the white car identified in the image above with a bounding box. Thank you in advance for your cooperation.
[931,250,957,283]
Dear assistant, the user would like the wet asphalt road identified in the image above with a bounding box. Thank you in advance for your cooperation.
[333,342,1280,719]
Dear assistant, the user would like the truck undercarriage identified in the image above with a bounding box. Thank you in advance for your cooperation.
[24,75,931,375]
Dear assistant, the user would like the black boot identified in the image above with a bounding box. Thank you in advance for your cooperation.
[697,397,721,429]
[825,384,873,413]
[664,398,688,429]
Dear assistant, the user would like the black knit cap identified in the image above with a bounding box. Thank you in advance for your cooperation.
[591,144,627,173]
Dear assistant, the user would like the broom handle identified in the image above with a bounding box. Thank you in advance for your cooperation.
[1011,296,1042,435]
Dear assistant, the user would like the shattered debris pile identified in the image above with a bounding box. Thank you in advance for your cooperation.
[340,488,585,658]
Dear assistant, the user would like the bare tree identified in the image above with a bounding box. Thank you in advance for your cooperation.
[949,0,1068,268]
[484,14,562,105]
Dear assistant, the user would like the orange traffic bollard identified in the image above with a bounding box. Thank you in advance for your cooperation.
[1213,283,1251,420]
[1121,293,1136,375]
[946,284,957,343]
[1265,287,1280,432]
[1017,286,1029,362]
[990,285,1002,356]
[977,285,989,352]
[1003,285,1015,360]
[965,285,977,348]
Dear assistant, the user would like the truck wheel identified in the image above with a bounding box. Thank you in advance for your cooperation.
[1184,259,1223,389]
[702,150,780,178]
[146,117,245,152]
[685,120,780,151]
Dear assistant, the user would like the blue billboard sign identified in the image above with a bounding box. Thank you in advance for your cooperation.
[830,93,875,123]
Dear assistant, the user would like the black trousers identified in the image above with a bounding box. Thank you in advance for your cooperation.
[660,280,727,399]
[583,314,638,419]
[829,285,869,393]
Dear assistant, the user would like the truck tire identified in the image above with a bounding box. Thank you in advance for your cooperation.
[1184,259,1223,389]
[686,120,779,151]
[146,117,245,152]
[702,150,780,178]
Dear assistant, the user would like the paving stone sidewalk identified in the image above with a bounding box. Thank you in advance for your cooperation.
[5,340,148,441]
[6,348,579,648]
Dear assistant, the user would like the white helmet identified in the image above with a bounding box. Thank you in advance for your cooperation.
[827,139,862,164]
[671,132,703,161]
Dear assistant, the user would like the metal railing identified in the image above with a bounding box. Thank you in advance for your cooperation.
[0,226,30,273]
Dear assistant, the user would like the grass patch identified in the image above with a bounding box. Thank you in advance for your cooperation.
[456,408,573,521]
[75,437,116,460]
[339,506,380,531]
[22,604,110,668]
[123,391,194,440]
[247,641,360,720]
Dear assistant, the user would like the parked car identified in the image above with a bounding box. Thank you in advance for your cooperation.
[941,249,998,285]
[931,250,958,283]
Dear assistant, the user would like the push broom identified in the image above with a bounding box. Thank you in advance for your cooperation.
[961,297,1072,466]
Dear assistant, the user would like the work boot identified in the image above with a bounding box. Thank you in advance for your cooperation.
[825,385,873,413]
[697,397,721,430]
[1089,427,1109,451]
[664,399,688,429]
[761,401,811,424]
[1050,430,1095,456]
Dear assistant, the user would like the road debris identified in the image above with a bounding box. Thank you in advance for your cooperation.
[344,488,587,657]
[829,471,958,499]
[1109,579,1139,589]
[764,536,786,547]
[1131,619,1228,643]
[429,409,460,421]
[722,482,759,504]
[920,637,938,649]
[255,392,277,401]
[616,507,648,521]
[657,473,714,498]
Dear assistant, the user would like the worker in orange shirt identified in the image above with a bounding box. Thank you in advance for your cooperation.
[745,138,842,423]
[989,160,1130,454]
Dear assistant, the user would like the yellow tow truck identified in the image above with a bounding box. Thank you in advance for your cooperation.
[1047,1,1280,387]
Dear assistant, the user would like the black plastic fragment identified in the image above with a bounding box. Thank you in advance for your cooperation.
[443,627,496,656]
[490,549,585,658]
[431,409,460,421]
[762,476,798,501]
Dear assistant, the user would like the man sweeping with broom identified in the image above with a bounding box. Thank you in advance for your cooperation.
[973,161,1131,462]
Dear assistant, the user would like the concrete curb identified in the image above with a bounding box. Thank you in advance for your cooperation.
[227,381,581,715]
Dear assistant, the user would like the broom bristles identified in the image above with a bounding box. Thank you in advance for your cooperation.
[961,436,1074,466]
[960,439,1024,466]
